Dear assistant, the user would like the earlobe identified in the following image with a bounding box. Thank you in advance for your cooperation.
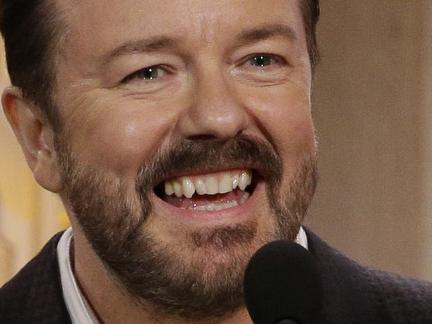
[2,87,63,193]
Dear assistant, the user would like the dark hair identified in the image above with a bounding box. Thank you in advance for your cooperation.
[301,0,320,67]
[0,0,320,129]
[0,0,65,129]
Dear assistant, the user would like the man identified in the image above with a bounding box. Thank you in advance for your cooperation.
[0,0,431,323]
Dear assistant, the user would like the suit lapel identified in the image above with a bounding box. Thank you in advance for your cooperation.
[0,232,71,324]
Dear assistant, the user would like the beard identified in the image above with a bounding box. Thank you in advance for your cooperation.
[57,134,317,321]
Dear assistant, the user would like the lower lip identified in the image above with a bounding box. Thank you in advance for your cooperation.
[151,182,264,225]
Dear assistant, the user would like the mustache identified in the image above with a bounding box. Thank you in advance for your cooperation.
[136,134,283,193]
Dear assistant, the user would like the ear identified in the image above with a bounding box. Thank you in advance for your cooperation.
[2,87,63,193]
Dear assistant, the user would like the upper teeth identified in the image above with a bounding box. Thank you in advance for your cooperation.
[164,170,252,198]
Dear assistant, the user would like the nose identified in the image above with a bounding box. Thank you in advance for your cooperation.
[176,64,249,141]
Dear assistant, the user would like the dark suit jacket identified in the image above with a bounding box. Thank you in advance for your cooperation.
[1,230,432,324]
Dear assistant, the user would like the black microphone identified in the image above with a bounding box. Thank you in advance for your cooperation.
[244,240,322,324]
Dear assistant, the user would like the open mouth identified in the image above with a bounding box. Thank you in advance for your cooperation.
[154,169,258,212]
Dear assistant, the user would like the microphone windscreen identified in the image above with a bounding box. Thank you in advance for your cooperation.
[244,240,322,324]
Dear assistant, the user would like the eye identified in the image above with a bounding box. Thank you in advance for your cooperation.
[122,65,169,83]
[246,54,286,68]
[233,53,290,83]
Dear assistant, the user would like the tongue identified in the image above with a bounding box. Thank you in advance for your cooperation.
[164,190,245,209]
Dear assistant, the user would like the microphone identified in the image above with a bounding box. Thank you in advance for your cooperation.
[243,240,322,324]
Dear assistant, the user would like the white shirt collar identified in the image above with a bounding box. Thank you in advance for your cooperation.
[57,227,99,324]
[296,226,308,250]
[57,226,308,323]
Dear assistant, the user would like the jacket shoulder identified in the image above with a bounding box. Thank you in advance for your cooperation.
[306,229,432,324]
[0,231,71,324]
[364,267,432,322]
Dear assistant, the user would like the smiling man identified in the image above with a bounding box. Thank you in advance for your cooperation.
[0,1,432,324]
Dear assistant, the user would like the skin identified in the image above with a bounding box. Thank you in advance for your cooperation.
[3,0,316,323]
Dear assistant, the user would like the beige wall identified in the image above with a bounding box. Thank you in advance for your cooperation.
[1,1,432,284]
[419,1,432,279]
[309,0,432,281]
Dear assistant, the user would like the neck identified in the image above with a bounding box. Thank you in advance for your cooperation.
[71,226,252,324]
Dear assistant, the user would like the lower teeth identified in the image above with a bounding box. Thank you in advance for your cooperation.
[188,192,250,211]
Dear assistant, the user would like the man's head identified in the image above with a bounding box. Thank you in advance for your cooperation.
[1,0,319,321]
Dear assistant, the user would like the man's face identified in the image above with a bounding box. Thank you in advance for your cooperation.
[54,0,317,319]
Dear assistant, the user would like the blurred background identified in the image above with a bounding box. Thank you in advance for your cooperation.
[1,1,432,285]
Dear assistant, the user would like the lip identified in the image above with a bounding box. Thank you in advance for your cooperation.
[151,181,265,226]
[152,161,262,188]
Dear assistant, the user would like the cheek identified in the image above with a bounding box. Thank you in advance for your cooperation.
[245,86,316,191]
[243,85,316,157]
[69,106,173,177]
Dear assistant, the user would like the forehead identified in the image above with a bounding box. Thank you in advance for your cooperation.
[58,0,306,62]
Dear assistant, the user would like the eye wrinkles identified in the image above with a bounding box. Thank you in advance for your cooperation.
[121,53,287,85]
[118,53,293,100]
[98,22,299,92]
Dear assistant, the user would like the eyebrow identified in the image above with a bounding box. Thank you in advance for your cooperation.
[236,23,298,46]
[100,23,297,66]
[101,36,180,66]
